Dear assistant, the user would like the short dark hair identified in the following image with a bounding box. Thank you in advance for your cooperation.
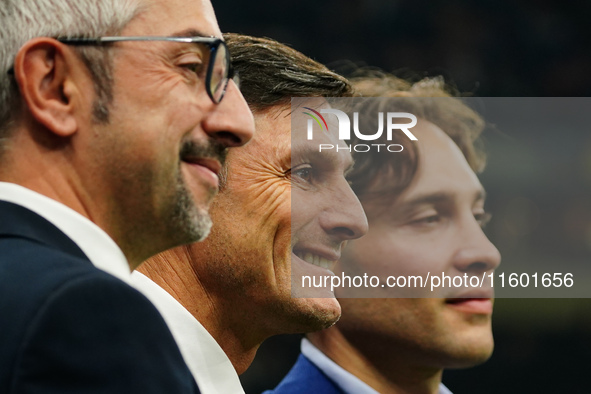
[224,33,353,113]
[348,71,486,201]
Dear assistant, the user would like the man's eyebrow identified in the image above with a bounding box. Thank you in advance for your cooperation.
[401,192,453,208]
[298,148,352,169]
[293,149,335,165]
[401,189,486,208]
[171,28,215,39]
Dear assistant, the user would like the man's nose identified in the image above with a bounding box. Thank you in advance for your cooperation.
[319,180,369,241]
[453,218,501,274]
[202,80,255,148]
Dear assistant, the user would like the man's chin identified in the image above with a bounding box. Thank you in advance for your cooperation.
[443,346,494,369]
[169,174,214,245]
[289,296,342,333]
[176,205,212,244]
[441,331,494,368]
[271,295,341,335]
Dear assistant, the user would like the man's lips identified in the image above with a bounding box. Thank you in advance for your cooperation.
[182,157,222,188]
[185,157,221,175]
[444,287,494,314]
[292,249,339,271]
[445,298,493,315]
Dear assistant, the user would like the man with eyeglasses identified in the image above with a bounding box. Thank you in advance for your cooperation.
[132,33,368,393]
[0,0,253,392]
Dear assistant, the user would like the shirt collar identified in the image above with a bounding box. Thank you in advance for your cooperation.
[302,338,380,394]
[131,272,245,394]
[301,339,453,394]
[0,182,130,282]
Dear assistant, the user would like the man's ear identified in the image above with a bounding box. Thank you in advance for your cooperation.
[13,38,86,137]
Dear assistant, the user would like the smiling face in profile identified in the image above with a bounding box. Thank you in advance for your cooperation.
[84,0,254,262]
[185,98,367,335]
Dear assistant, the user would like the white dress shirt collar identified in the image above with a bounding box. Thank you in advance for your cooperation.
[301,339,453,394]
[131,272,245,394]
[0,182,130,282]
[301,338,380,394]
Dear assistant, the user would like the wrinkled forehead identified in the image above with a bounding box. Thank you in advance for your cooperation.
[291,100,353,167]
[123,0,222,37]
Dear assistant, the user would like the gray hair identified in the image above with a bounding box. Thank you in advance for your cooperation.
[0,0,143,140]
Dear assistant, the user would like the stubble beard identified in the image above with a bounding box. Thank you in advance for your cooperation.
[170,138,228,245]
[169,169,214,245]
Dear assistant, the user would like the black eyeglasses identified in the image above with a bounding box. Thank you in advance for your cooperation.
[9,36,235,104]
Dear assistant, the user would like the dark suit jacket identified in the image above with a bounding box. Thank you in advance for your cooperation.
[0,201,199,393]
[264,354,344,394]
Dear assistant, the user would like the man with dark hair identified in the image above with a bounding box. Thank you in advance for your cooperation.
[131,33,368,393]
[267,74,501,394]
[0,0,254,392]
[225,34,353,113]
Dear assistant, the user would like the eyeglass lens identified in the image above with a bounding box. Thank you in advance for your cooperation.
[209,43,230,103]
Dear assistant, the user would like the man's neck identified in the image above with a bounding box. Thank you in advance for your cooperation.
[138,249,266,374]
[201,318,262,374]
[308,326,443,394]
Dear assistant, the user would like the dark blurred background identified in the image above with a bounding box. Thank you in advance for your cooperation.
[217,0,591,97]
[214,1,591,392]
